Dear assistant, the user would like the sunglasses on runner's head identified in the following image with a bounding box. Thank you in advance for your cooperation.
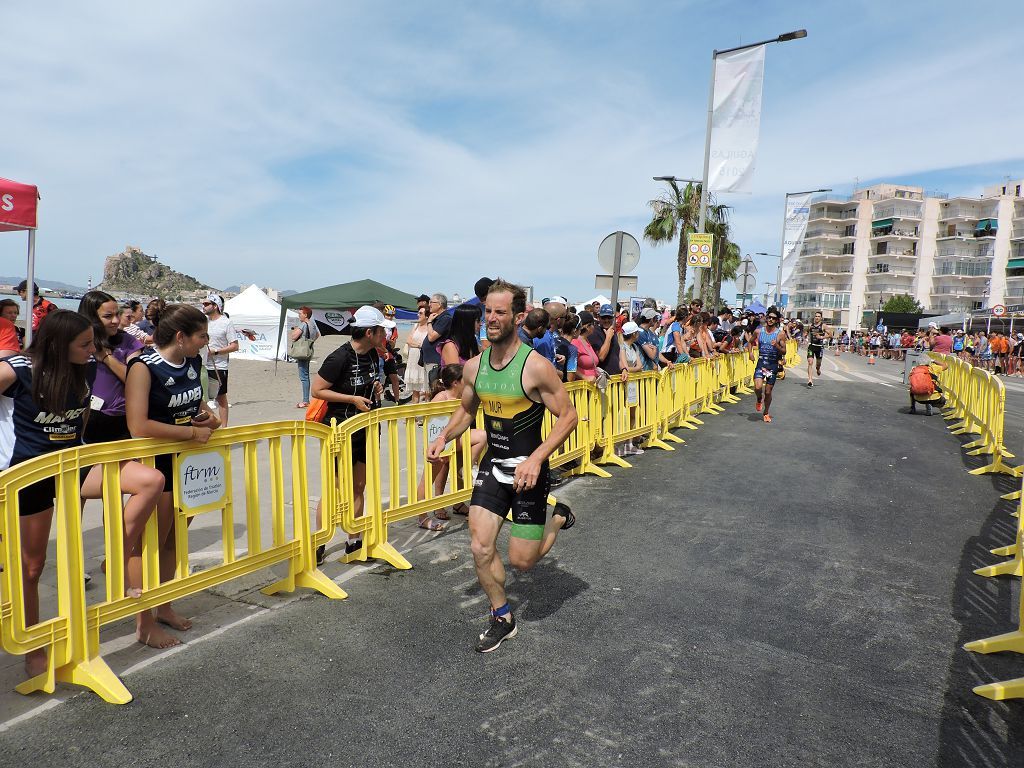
[767,315,779,321]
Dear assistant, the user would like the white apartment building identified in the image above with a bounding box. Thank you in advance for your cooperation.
[786,179,1024,328]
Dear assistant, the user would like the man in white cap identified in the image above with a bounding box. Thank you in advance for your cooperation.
[202,294,237,426]
[311,305,393,563]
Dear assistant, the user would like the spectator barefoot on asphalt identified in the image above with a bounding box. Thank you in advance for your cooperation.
[428,279,578,653]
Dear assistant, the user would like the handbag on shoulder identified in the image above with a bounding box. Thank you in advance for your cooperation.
[289,322,314,361]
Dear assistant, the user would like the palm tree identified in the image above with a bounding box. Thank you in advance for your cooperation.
[644,180,703,305]
[714,240,742,309]
[701,203,731,308]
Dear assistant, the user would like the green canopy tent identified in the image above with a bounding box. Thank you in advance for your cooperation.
[275,278,420,356]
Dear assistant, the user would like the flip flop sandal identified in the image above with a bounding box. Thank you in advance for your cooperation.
[451,503,470,516]
[434,508,451,521]
[418,518,447,532]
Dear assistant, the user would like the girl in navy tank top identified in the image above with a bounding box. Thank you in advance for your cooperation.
[126,304,219,642]
[0,311,165,677]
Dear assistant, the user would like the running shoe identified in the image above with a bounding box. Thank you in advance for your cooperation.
[553,502,575,531]
[807,381,813,387]
[345,539,364,556]
[755,401,762,412]
[763,414,773,423]
[476,615,518,653]
[316,544,326,566]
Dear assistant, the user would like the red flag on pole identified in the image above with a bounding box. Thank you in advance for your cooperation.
[0,177,40,231]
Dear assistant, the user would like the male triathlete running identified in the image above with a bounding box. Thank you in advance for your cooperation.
[750,306,788,423]
[805,311,831,387]
[428,278,578,653]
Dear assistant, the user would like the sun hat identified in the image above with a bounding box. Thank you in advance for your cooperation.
[351,305,386,328]
[621,321,640,336]
[599,303,614,317]
[640,307,660,321]
[543,295,568,306]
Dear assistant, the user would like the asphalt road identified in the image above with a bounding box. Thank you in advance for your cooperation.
[4,358,1024,767]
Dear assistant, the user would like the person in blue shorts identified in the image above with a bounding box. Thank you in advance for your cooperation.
[749,306,788,423]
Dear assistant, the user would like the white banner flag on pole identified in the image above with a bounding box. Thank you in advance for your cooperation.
[708,45,766,193]
[779,193,814,294]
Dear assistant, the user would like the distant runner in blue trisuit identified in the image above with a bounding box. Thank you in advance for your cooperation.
[749,307,788,423]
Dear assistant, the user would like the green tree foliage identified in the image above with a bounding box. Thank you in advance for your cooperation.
[644,180,703,305]
[882,294,923,314]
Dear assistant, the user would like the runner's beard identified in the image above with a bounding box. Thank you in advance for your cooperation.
[487,318,516,344]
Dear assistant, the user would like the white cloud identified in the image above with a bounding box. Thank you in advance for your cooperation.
[1,1,1021,309]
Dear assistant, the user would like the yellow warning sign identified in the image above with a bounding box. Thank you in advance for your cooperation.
[686,233,714,268]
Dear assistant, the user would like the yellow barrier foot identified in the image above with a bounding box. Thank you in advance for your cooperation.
[17,656,133,705]
[662,433,685,444]
[973,678,1024,700]
[720,393,741,404]
[364,541,412,570]
[646,439,674,452]
[1000,490,1021,501]
[974,558,1023,578]
[962,438,985,450]
[264,568,349,600]
[991,543,1018,557]
[677,420,699,431]
[582,465,613,478]
[966,446,996,457]
[969,458,1018,477]
[964,629,1024,655]
[700,403,725,414]
[598,454,632,469]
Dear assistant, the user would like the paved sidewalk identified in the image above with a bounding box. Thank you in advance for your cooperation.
[5,370,1024,767]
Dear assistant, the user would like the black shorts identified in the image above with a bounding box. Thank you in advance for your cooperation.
[808,344,824,360]
[470,457,551,540]
[351,428,367,465]
[155,453,176,494]
[754,358,778,386]
[84,410,131,444]
[9,458,91,517]
[207,368,229,396]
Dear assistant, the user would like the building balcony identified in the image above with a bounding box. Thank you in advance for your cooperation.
[863,285,918,296]
[870,227,919,240]
[865,268,915,278]
[811,192,855,204]
[939,206,982,222]
[799,245,846,257]
[936,230,978,240]
[936,245,994,259]
[874,205,922,220]
[870,247,917,258]
[796,266,855,277]
[804,229,844,240]
[932,287,987,298]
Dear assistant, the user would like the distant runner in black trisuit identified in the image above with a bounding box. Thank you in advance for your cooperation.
[805,311,832,387]
[428,279,578,653]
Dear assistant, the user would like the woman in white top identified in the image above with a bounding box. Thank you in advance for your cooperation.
[404,307,430,404]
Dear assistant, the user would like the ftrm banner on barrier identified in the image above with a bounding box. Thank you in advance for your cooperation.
[708,45,765,194]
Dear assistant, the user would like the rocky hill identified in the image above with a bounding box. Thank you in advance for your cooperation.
[99,246,214,296]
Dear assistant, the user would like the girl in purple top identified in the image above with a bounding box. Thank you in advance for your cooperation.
[79,291,144,443]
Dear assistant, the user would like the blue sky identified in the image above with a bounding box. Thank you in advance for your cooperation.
[2,1,1023,305]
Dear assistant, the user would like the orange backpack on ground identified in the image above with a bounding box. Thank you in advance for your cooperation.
[909,365,935,397]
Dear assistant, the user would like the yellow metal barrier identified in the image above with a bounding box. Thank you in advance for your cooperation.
[597,371,674,468]
[1,354,759,705]
[784,339,800,368]
[0,421,344,704]
[336,380,610,569]
[930,353,1017,477]
[963,479,1024,700]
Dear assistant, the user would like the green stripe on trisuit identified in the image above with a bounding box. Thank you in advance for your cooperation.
[509,522,544,540]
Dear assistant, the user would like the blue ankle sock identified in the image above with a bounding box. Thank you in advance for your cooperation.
[491,603,511,619]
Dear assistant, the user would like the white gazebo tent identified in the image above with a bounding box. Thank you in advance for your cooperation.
[0,177,40,345]
[223,285,298,361]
